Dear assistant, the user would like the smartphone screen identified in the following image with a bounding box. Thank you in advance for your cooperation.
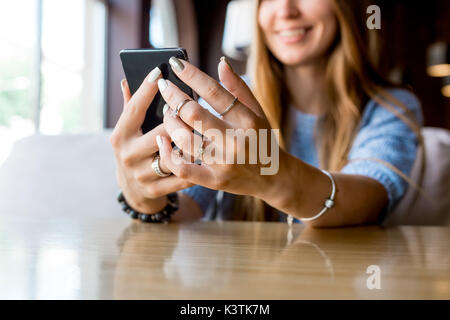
[120,48,194,134]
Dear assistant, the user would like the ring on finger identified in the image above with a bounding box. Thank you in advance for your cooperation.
[173,99,192,117]
[152,154,171,177]
[219,96,238,117]
[197,138,205,162]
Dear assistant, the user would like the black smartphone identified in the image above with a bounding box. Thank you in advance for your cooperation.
[119,48,194,134]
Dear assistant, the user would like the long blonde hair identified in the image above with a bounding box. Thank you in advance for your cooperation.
[234,0,423,221]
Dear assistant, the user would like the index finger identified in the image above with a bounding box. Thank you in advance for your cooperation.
[168,57,254,121]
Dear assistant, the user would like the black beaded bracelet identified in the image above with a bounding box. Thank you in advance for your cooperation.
[117,192,179,223]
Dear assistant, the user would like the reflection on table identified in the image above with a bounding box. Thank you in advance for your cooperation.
[1,216,448,299]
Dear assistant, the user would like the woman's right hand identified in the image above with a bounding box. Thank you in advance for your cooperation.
[110,67,194,214]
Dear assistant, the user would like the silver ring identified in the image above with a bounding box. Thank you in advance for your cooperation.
[219,97,238,117]
[197,139,205,162]
[151,154,171,177]
[174,99,192,117]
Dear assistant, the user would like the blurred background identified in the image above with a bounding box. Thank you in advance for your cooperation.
[0,0,449,166]
[0,0,449,299]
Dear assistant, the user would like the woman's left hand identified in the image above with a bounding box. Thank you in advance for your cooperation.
[156,57,286,202]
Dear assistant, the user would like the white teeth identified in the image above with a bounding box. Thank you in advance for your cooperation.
[279,28,307,37]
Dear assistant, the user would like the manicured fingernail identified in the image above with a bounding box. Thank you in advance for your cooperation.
[169,56,184,72]
[120,79,126,92]
[220,56,233,71]
[156,135,162,148]
[147,67,161,83]
[158,78,168,92]
[162,103,169,116]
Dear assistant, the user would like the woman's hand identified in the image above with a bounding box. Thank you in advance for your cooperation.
[110,68,194,214]
[156,57,284,204]
[154,57,388,227]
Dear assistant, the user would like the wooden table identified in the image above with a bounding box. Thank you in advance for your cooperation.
[0,216,448,299]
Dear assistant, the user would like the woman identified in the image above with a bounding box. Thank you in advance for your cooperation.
[110,0,423,227]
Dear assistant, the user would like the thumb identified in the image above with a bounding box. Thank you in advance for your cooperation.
[121,79,132,107]
[218,57,265,119]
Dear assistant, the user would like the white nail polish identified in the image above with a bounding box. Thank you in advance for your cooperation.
[162,104,169,116]
[158,78,168,92]
[147,67,161,83]
[169,56,184,72]
[156,135,162,148]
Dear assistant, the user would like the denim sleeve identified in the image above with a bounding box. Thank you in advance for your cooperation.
[180,185,218,215]
[341,89,423,214]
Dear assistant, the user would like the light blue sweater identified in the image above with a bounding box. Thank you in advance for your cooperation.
[181,83,423,223]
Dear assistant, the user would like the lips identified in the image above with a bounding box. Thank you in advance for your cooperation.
[276,26,313,43]
[278,28,307,37]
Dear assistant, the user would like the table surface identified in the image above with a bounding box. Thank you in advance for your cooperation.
[0,215,449,300]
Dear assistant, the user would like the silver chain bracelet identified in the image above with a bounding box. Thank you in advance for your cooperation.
[287,169,336,225]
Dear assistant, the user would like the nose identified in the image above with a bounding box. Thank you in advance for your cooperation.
[277,0,301,19]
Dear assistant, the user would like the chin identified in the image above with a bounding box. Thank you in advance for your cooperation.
[275,51,315,67]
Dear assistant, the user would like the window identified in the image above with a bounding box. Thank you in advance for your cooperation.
[0,0,106,165]
[149,0,179,48]
[0,0,36,164]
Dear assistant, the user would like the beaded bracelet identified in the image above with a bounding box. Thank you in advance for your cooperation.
[117,192,179,223]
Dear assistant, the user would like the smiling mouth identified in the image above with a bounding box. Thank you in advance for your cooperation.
[277,26,313,40]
